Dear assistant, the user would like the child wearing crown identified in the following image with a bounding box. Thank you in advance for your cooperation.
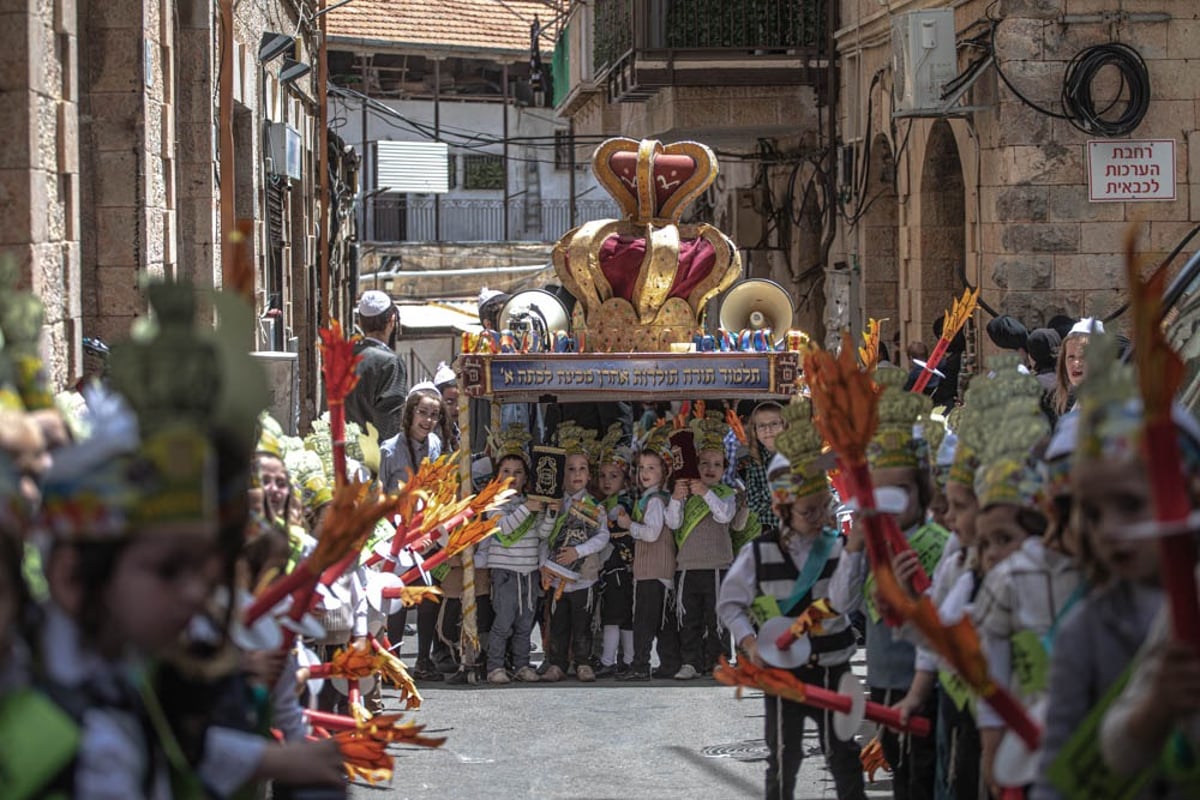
[839,366,949,800]
[595,424,636,678]
[538,423,609,683]
[616,427,680,681]
[484,424,550,685]
[666,413,739,679]
[717,399,866,800]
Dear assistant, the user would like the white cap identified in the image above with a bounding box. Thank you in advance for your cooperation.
[408,381,441,398]
[1068,317,1104,337]
[478,287,504,307]
[433,361,456,387]
[358,290,392,318]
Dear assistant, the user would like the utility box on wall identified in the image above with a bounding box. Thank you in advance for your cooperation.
[891,9,957,116]
[267,123,302,181]
[251,351,299,435]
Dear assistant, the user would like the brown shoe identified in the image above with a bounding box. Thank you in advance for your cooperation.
[541,664,565,682]
[576,664,596,682]
[513,666,541,683]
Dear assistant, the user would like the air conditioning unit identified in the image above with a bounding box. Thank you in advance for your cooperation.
[891,10,957,116]
[251,351,300,434]
[267,122,302,181]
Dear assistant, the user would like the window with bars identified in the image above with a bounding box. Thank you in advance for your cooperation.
[448,154,458,190]
[462,154,504,190]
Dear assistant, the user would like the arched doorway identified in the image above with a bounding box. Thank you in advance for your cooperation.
[859,132,900,350]
[915,120,965,339]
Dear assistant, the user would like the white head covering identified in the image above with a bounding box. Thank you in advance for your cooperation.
[478,287,504,308]
[433,362,456,387]
[407,381,441,398]
[1067,317,1104,337]
[357,290,392,318]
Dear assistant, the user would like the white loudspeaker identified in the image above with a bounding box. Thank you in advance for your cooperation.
[499,290,571,347]
[718,279,795,341]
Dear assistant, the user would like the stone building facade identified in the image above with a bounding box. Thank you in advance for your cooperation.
[834,0,1198,355]
[2,0,334,422]
[552,0,1198,357]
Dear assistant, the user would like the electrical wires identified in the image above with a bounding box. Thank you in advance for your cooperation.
[989,13,1151,137]
[1061,42,1151,137]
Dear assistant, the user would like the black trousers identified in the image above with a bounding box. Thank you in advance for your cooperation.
[632,579,680,674]
[677,568,727,671]
[936,684,981,800]
[436,594,493,667]
[548,586,594,670]
[764,661,866,800]
[870,686,938,800]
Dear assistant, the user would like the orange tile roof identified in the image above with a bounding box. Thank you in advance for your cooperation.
[326,0,559,57]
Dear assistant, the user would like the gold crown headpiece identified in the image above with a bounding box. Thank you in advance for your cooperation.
[552,138,742,352]
[557,422,598,461]
[866,366,932,471]
[689,411,729,454]
[1075,332,1140,464]
[596,422,633,467]
[772,398,830,499]
[286,448,333,512]
[637,422,674,468]
[973,355,1050,509]
[490,423,534,468]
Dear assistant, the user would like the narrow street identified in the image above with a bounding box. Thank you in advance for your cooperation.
[350,644,892,800]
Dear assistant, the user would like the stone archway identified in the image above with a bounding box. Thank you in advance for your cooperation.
[914,120,966,341]
[859,132,900,346]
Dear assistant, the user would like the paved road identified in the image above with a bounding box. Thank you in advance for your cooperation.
[346,647,893,800]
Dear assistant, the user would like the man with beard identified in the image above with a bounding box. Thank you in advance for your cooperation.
[346,290,408,443]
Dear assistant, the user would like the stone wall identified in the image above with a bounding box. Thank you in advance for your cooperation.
[0,0,81,388]
[834,0,1199,359]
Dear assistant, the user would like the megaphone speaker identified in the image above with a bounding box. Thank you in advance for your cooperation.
[719,279,794,342]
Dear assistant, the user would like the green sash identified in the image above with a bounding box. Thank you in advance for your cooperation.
[1012,629,1050,696]
[674,485,736,548]
[493,508,537,547]
[864,521,949,624]
[1047,665,1150,800]
[938,668,975,713]
[0,688,79,800]
[634,490,669,523]
[731,510,762,551]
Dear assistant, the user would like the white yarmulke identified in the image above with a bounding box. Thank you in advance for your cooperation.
[434,361,456,387]
[357,290,392,318]
[478,287,504,307]
[1068,317,1104,337]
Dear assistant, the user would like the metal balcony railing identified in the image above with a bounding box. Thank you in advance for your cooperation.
[664,0,825,51]
[368,196,622,243]
[593,0,826,76]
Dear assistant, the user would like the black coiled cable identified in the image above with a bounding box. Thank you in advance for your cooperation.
[1061,42,1151,137]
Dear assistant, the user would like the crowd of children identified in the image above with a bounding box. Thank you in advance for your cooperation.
[3,260,1200,800]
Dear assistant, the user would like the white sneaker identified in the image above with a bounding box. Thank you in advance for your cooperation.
[674,664,699,680]
[487,668,511,685]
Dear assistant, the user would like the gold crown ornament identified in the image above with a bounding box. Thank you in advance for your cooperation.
[637,423,674,468]
[40,280,268,541]
[489,423,534,469]
[596,422,632,467]
[772,399,830,500]
[552,138,742,352]
[287,448,333,513]
[689,412,729,454]
[866,366,932,471]
[556,422,598,461]
[973,355,1050,510]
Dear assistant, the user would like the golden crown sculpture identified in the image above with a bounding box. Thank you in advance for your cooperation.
[552,138,742,352]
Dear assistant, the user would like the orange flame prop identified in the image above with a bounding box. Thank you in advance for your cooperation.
[805,333,1040,749]
[912,288,977,394]
[368,634,423,709]
[332,712,446,784]
[860,735,889,782]
[774,599,838,650]
[714,657,931,736]
[725,405,747,445]
[319,320,363,488]
[1126,226,1200,647]
[858,318,884,372]
[304,645,385,681]
[244,481,406,626]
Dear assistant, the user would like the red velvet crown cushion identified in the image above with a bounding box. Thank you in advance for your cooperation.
[608,152,698,214]
[596,234,716,303]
